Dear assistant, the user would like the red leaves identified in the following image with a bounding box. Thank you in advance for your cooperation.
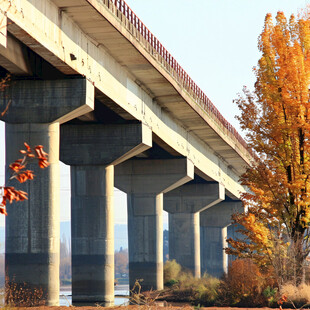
[34,145,49,169]
[0,143,49,216]
[2,187,28,203]
[15,170,34,183]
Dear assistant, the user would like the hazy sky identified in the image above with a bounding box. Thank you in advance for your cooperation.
[0,0,310,226]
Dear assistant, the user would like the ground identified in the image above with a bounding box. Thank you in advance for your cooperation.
[1,307,286,310]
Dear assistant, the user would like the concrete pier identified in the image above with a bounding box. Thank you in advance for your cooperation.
[227,223,244,265]
[115,158,194,291]
[200,201,243,278]
[164,182,224,277]
[60,123,151,305]
[5,123,60,306]
[2,78,94,306]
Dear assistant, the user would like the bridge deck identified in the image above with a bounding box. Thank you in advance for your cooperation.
[50,0,252,172]
[0,0,252,197]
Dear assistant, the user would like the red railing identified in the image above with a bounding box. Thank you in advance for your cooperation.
[110,0,248,151]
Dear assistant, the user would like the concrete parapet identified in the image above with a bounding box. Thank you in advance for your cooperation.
[200,201,243,278]
[115,158,194,291]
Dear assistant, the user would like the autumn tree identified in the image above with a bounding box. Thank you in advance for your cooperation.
[227,11,310,286]
[115,248,128,276]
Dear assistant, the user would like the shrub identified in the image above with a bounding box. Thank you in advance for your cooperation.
[163,259,181,284]
[163,260,220,305]
[217,258,278,307]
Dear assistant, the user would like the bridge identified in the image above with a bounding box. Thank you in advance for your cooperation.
[0,0,252,306]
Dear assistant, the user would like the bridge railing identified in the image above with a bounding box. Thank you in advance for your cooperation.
[102,0,249,151]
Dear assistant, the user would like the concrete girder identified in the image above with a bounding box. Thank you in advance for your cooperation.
[0,33,32,75]
[115,158,194,291]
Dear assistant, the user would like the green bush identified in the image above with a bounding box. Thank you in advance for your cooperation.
[163,259,182,284]
[163,260,220,305]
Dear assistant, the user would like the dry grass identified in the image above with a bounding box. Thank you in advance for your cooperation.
[281,283,310,305]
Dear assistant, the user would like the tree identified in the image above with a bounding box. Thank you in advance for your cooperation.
[227,11,310,286]
[115,248,128,276]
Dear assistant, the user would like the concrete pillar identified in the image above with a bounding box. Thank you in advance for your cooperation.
[60,123,152,305]
[5,123,60,305]
[1,78,94,306]
[164,182,224,277]
[115,158,194,291]
[227,223,244,266]
[168,213,200,276]
[200,201,243,278]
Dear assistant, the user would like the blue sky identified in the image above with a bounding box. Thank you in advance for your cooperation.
[0,0,310,226]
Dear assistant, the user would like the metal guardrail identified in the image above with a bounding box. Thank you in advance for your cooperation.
[104,0,249,151]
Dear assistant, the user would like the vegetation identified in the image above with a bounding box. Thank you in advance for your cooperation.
[227,10,310,286]
[161,260,220,305]
[60,234,71,286]
[115,247,128,277]
[158,259,310,307]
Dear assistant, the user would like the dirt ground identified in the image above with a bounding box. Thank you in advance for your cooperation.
[1,307,284,310]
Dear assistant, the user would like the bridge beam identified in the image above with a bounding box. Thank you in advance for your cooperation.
[164,183,224,277]
[3,78,94,306]
[115,158,194,291]
[200,201,243,278]
[60,123,152,306]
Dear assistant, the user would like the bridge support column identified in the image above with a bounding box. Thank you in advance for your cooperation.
[227,223,244,266]
[115,158,194,291]
[60,123,151,305]
[1,78,94,306]
[164,183,224,277]
[200,201,243,278]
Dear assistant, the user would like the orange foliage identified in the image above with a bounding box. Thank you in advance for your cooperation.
[228,10,310,285]
[218,259,277,307]
[0,143,49,215]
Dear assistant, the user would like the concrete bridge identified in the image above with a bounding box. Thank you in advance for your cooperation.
[0,0,252,306]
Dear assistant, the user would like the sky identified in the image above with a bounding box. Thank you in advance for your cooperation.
[0,0,310,227]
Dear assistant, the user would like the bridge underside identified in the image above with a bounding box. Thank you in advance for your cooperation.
[0,0,250,306]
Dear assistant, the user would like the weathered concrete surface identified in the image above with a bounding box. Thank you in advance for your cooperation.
[115,158,194,291]
[60,123,152,166]
[227,223,245,266]
[0,0,250,200]
[164,183,225,214]
[71,165,114,306]
[0,78,94,124]
[3,79,95,306]
[5,123,60,306]
[164,183,224,277]
[168,212,200,277]
[61,123,152,305]
[200,201,243,278]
